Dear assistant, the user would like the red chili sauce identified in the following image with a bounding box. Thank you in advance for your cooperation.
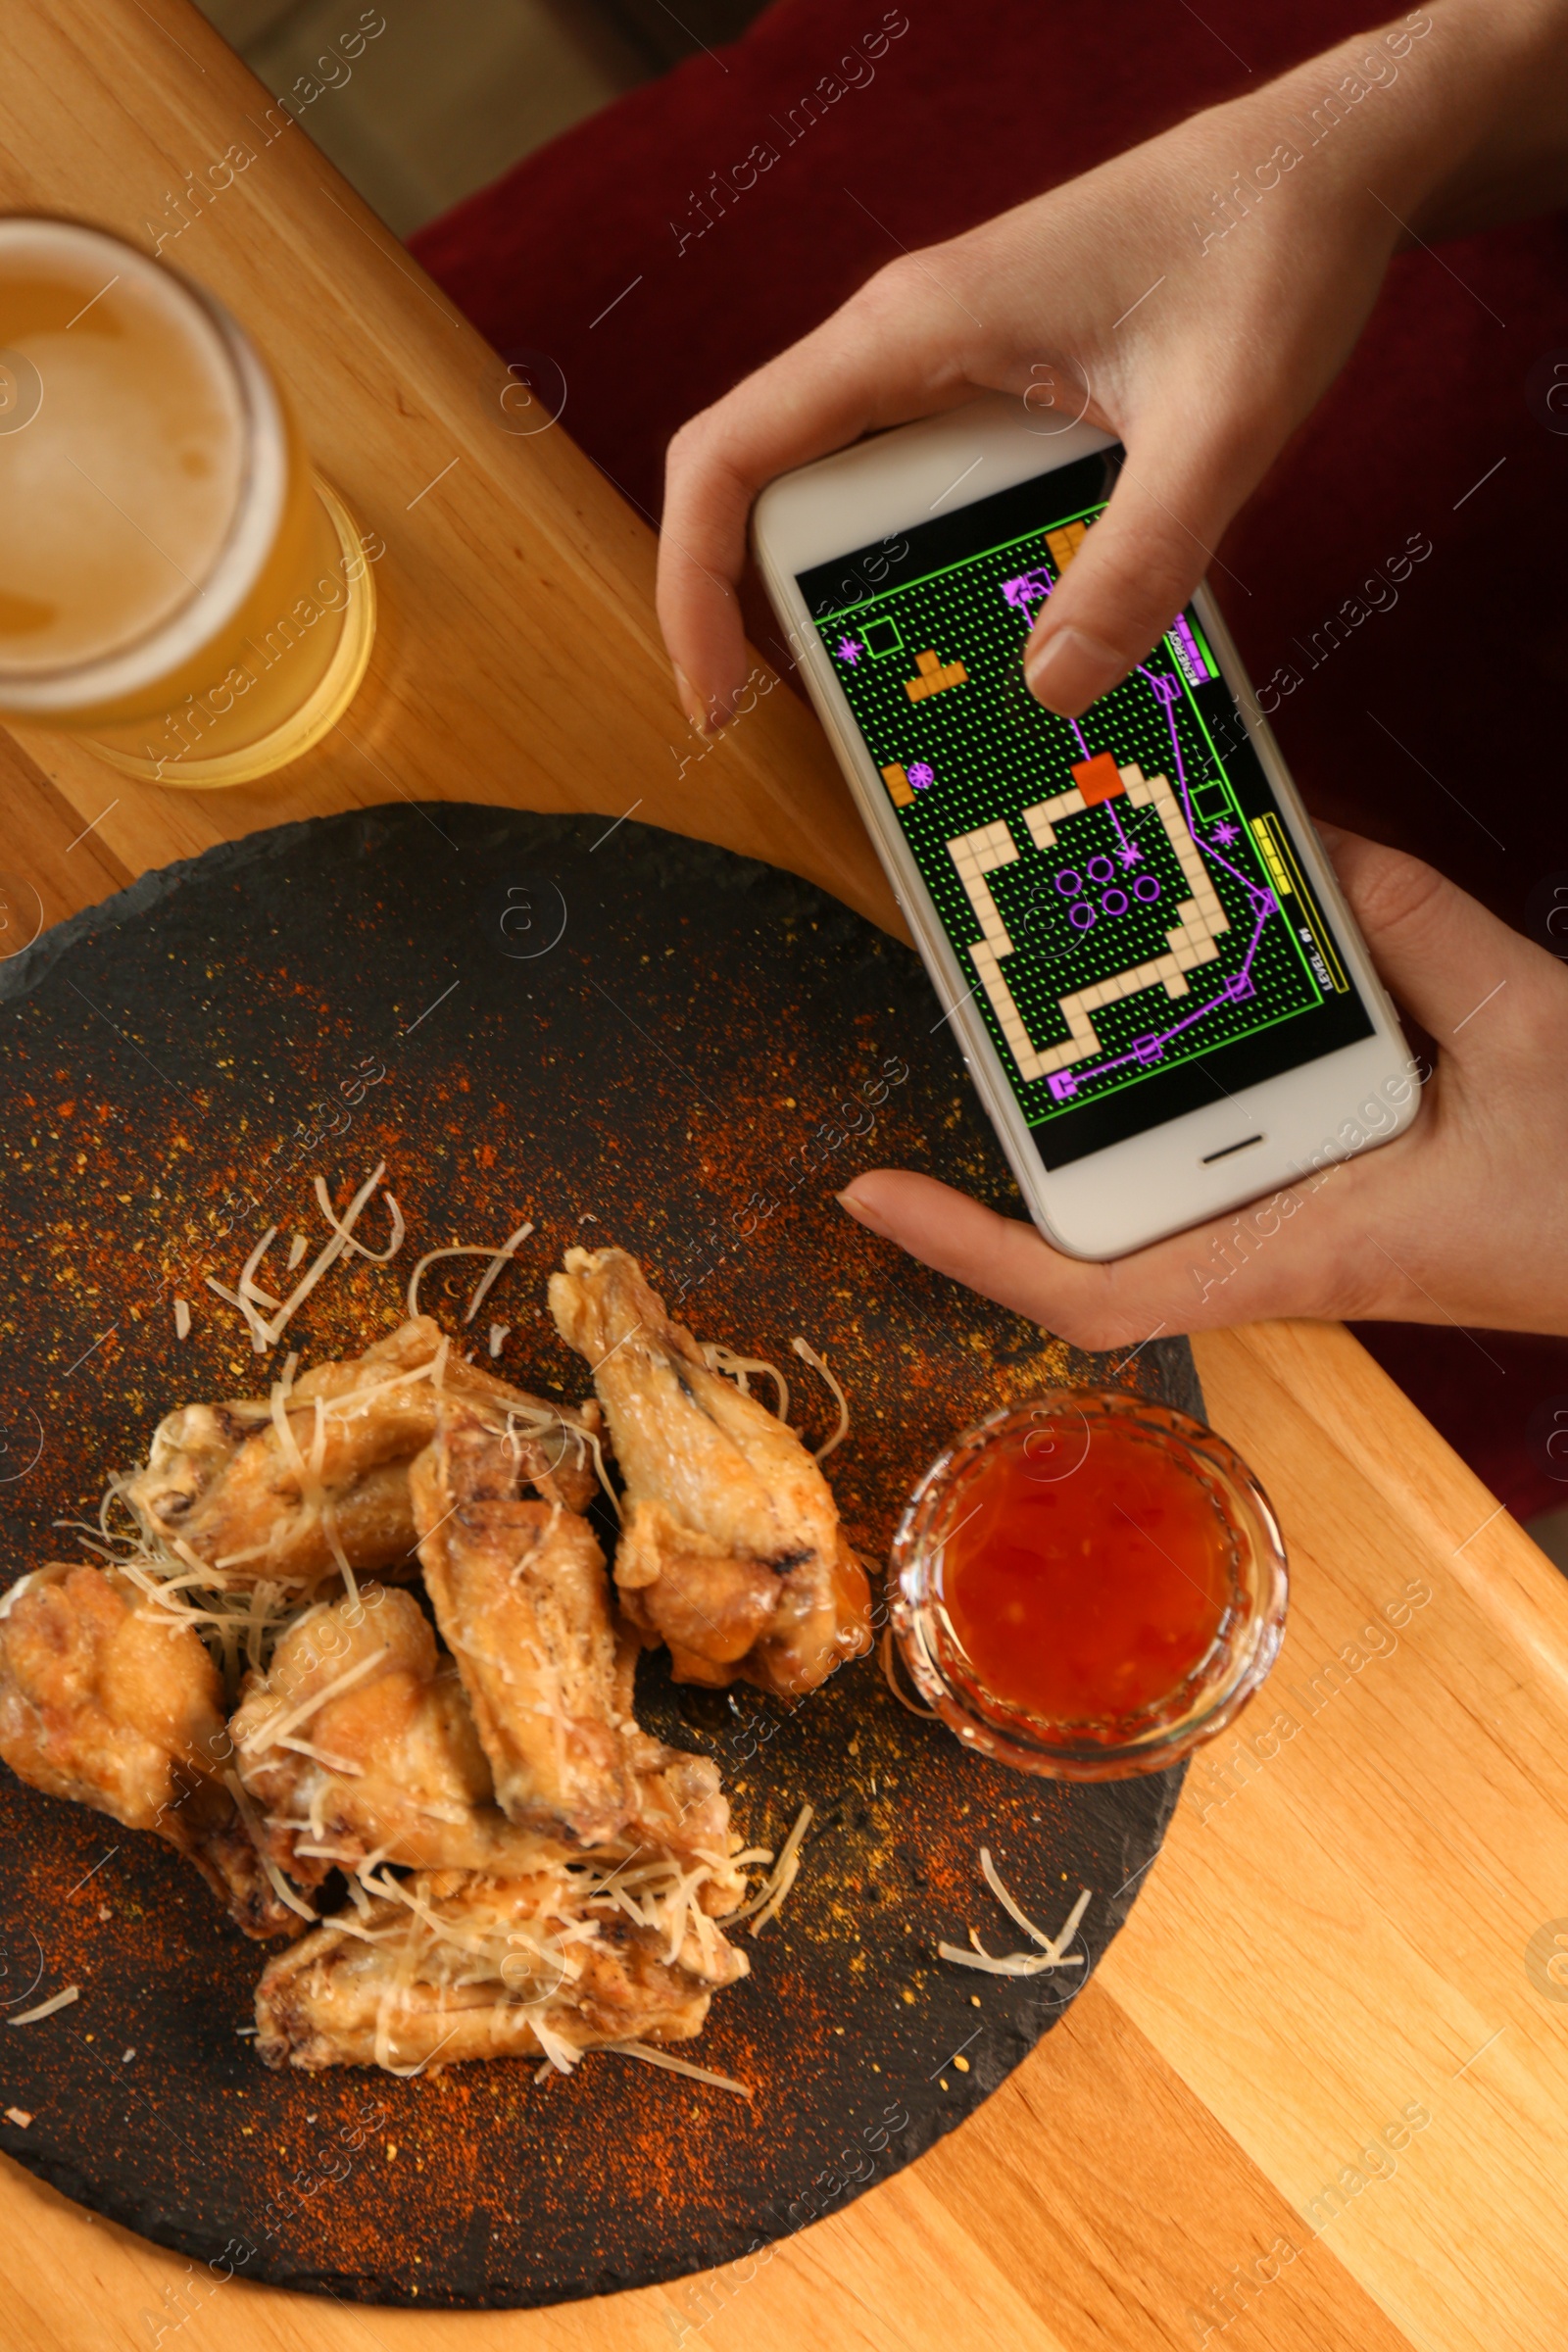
[941,1418,1234,1725]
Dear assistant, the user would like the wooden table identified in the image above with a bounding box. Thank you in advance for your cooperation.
[4,9,1567,2348]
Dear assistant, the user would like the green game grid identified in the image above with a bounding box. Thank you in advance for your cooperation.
[809,510,1330,1130]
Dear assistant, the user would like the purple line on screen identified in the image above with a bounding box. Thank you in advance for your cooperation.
[1049,663,1282,1089]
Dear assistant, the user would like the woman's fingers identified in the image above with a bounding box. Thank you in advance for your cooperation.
[1319,826,1556,1054]
[831,842,1568,1344]
[658,272,975,726]
[834,1162,1396,1347]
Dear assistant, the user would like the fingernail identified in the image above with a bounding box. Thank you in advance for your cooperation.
[1024,626,1126,714]
[835,1183,891,1238]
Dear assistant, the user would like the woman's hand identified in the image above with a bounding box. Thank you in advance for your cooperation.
[656,4,1568,1344]
[658,5,1568,733]
[836,831,1568,1344]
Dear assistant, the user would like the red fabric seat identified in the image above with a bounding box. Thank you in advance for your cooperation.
[412,0,1568,1522]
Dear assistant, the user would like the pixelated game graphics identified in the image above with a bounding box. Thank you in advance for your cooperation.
[803,478,1365,1152]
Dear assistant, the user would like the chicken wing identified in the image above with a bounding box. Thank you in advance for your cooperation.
[409,1405,755,1894]
[254,1857,747,2074]
[232,1576,751,1928]
[620,1731,745,1899]
[410,1404,634,1844]
[126,1315,598,1590]
[230,1586,540,1886]
[0,1562,296,1939]
[549,1248,871,1694]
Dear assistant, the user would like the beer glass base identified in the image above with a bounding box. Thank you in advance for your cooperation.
[84,475,376,789]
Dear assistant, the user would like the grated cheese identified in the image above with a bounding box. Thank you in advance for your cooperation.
[604,2041,752,2098]
[203,1164,392,1354]
[0,1572,35,1622]
[173,1298,191,1341]
[258,1163,388,1345]
[77,1476,303,1690]
[488,1323,509,1358]
[730,1801,812,1936]
[575,1420,621,1522]
[314,1173,405,1265]
[406,1241,522,1322]
[237,1643,388,1756]
[529,2014,581,2077]
[933,1937,1087,1979]
[8,1985,79,2026]
[235,1224,282,1351]
[937,1854,1091,1978]
[790,1337,849,1460]
[701,1343,789,1422]
[267,1372,357,1604]
[274,1734,365,1777]
[464,1220,534,1324]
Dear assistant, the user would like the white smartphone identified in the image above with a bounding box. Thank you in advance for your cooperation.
[753,394,1418,1260]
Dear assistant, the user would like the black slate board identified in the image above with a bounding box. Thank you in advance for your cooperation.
[0,805,1200,2308]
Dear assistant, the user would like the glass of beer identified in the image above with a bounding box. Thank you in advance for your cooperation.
[0,218,377,789]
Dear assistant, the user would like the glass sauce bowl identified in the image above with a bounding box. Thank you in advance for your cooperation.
[890,1390,1288,1781]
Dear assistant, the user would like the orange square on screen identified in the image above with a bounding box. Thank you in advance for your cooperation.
[1071,753,1125,804]
[1046,520,1089,571]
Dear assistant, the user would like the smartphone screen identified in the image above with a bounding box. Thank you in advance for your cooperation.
[795,447,1373,1172]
